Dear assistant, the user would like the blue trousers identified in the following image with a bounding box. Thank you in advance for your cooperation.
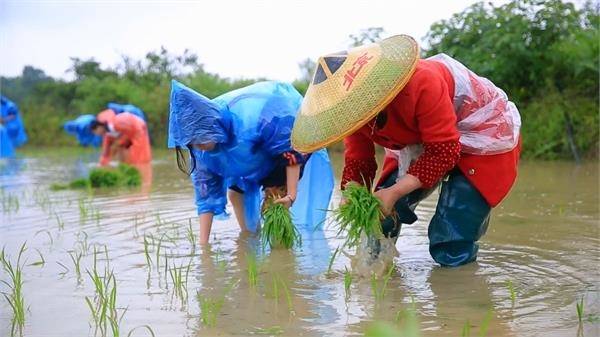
[377,169,490,267]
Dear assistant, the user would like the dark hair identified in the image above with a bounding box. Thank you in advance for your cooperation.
[175,144,196,176]
[90,120,108,131]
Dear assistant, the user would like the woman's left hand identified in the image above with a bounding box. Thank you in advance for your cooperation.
[273,195,294,209]
[373,187,400,216]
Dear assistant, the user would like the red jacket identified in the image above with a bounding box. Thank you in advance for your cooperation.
[98,110,152,166]
[342,59,521,207]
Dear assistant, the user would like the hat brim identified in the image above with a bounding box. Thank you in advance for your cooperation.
[291,35,419,152]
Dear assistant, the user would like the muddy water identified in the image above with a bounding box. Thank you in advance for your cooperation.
[0,148,598,337]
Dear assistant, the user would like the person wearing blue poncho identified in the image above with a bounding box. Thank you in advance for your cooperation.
[1,96,28,157]
[168,80,334,244]
[63,114,103,147]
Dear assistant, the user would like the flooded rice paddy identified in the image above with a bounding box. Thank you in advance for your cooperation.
[0,148,598,337]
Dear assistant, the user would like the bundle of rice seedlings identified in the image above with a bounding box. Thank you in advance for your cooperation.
[116,164,141,186]
[52,164,141,190]
[333,182,384,248]
[89,168,121,187]
[261,199,301,249]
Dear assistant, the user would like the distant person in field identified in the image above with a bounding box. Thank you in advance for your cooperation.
[0,96,28,158]
[291,35,521,267]
[168,80,333,245]
[91,109,152,166]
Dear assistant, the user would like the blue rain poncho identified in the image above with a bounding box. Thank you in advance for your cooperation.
[107,103,146,121]
[1,96,27,149]
[63,114,103,147]
[0,125,15,158]
[168,80,334,232]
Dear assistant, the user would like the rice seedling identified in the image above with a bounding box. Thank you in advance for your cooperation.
[506,280,516,306]
[78,197,90,220]
[252,326,284,335]
[333,183,384,248]
[479,308,493,337]
[461,320,471,337]
[214,249,227,272]
[278,276,293,313]
[76,231,90,255]
[89,164,141,188]
[186,218,196,250]
[143,234,152,268]
[85,249,127,337]
[197,278,239,327]
[126,325,156,337]
[55,212,65,230]
[0,243,27,336]
[168,259,192,305]
[56,261,69,277]
[34,229,54,245]
[29,248,45,267]
[365,319,419,337]
[326,246,340,276]
[155,234,165,270]
[260,200,301,249]
[370,265,395,302]
[68,249,83,282]
[1,191,19,214]
[246,253,260,289]
[576,297,584,323]
[343,267,352,299]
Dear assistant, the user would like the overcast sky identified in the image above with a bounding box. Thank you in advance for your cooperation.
[0,0,514,81]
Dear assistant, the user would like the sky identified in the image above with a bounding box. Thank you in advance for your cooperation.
[0,0,513,81]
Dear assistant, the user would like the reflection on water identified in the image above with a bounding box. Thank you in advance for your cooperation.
[0,149,598,337]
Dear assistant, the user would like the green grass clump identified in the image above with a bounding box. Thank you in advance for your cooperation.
[261,201,301,249]
[0,243,27,336]
[52,164,140,190]
[333,183,384,247]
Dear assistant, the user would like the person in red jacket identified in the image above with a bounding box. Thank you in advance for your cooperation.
[291,35,521,267]
[91,109,152,166]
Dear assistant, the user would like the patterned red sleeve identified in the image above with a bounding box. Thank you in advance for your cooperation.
[341,158,377,190]
[407,141,461,188]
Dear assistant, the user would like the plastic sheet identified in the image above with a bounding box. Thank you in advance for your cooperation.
[0,125,15,158]
[169,80,333,232]
[107,103,146,121]
[1,96,27,148]
[63,114,102,147]
[428,54,521,155]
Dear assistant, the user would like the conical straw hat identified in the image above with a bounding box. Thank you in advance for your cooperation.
[291,35,419,152]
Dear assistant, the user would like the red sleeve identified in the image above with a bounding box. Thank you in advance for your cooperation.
[406,68,461,187]
[341,128,377,189]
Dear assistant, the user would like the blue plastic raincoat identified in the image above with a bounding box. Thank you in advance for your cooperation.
[0,97,27,155]
[106,103,146,121]
[168,80,334,232]
[63,114,103,147]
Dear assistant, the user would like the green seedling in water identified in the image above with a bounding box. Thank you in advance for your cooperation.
[186,219,196,250]
[126,325,156,337]
[34,229,53,245]
[215,249,227,272]
[326,246,340,276]
[78,197,90,221]
[143,234,152,268]
[247,253,259,289]
[29,248,45,267]
[333,183,384,248]
[576,297,584,323]
[55,212,65,230]
[461,320,471,337]
[252,326,284,335]
[168,259,192,305]
[197,279,239,327]
[269,274,293,314]
[261,200,301,249]
[0,243,27,336]
[506,280,516,306]
[370,265,395,302]
[69,249,83,282]
[479,308,493,337]
[343,267,352,299]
